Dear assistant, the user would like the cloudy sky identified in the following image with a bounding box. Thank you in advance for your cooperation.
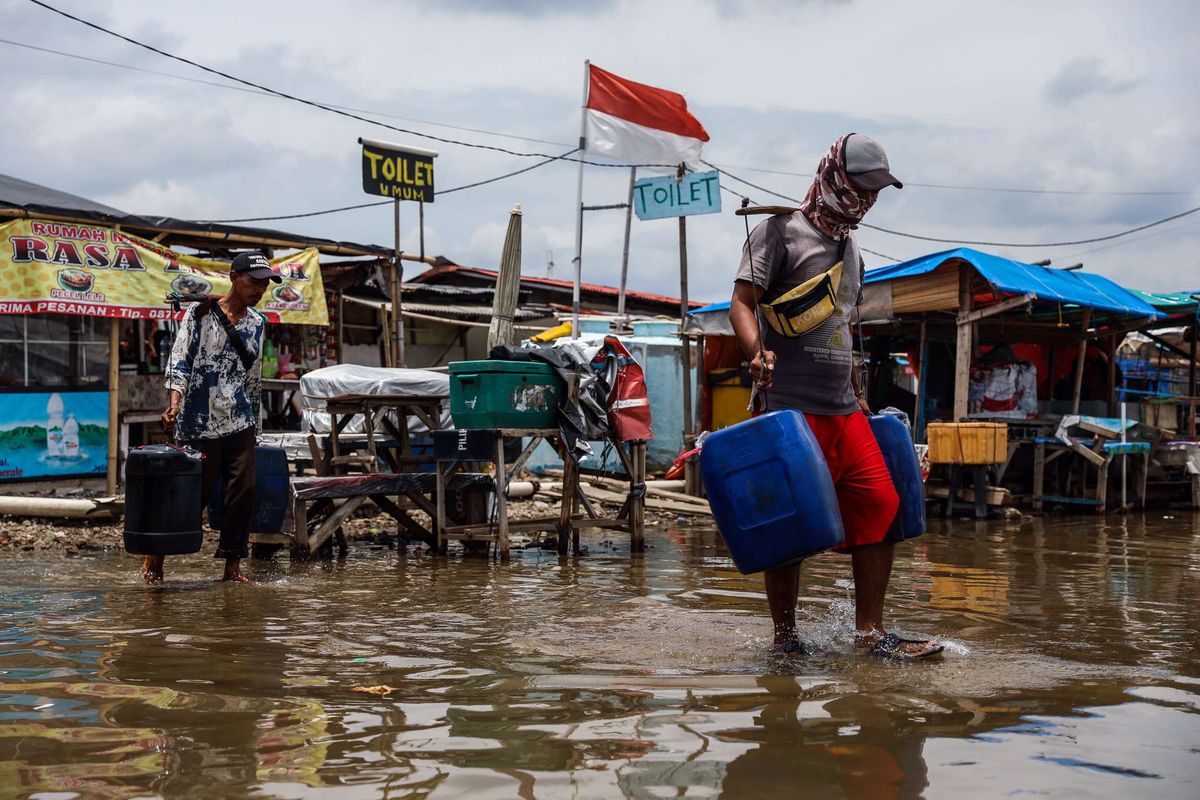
[3,0,1197,305]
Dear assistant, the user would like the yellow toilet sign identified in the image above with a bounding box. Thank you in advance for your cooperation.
[359,137,438,202]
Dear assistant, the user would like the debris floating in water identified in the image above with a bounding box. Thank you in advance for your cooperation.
[353,685,396,697]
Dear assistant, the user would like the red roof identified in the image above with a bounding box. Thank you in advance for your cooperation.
[411,264,704,309]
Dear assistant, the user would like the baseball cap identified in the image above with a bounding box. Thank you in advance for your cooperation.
[844,133,903,191]
[230,251,282,283]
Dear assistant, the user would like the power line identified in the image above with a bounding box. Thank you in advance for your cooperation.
[860,247,901,263]
[0,37,574,149]
[707,161,1197,197]
[703,160,1200,248]
[204,148,577,223]
[24,0,670,169]
[8,28,1196,201]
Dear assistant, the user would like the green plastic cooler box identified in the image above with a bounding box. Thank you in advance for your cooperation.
[448,360,562,429]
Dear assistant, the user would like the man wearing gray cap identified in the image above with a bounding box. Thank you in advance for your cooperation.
[729,133,942,659]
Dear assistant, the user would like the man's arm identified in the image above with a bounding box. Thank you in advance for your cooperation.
[730,280,775,390]
[162,307,197,435]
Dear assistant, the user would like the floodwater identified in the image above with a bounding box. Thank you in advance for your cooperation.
[1,515,1198,799]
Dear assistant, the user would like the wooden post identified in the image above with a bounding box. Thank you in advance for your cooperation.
[1107,334,1118,417]
[335,290,344,365]
[679,210,697,495]
[105,318,120,495]
[953,266,973,421]
[617,166,636,318]
[1071,307,1093,416]
[1189,314,1198,439]
[914,318,928,443]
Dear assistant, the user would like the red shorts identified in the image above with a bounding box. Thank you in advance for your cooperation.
[747,408,900,550]
[805,411,899,551]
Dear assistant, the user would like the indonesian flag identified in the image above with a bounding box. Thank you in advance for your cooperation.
[583,64,710,171]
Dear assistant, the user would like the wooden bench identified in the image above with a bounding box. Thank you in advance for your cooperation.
[290,471,492,556]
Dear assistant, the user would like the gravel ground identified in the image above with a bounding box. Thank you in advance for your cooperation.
[0,497,693,555]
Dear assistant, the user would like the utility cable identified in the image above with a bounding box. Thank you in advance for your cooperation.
[203,148,577,223]
[707,160,1197,197]
[703,160,1200,248]
[8,28,1195,198]
[24,0,671,168]
[0,37,572,149]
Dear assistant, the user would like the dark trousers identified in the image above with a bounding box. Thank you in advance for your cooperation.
[187,427,256,560]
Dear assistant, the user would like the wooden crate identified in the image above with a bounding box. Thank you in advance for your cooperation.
[927,422,1007,465]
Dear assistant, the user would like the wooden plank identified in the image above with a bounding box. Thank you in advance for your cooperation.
[1067,438,1106,468]
[890,263,961,313]
[308,495,367,553]
[581,483,712,516]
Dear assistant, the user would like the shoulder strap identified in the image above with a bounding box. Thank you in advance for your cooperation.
[209,303,256,372]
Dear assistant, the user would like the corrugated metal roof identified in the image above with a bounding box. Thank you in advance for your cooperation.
[411,264,704,309]
[864,247,1162,318]
[342,293,547,320]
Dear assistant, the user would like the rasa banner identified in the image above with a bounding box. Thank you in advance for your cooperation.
[0,219,327,325]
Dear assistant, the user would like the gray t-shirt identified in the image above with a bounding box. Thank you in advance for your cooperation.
[735,212,862,415]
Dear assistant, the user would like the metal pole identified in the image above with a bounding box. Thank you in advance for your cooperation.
[678,202,696,495]
[914,318,928,443]
[419,199,426,261]
[617,166,636,318]
[393,198,406,367]
[570,60,589,338]
[105,317,119,495]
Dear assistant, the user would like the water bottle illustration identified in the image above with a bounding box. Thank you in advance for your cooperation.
[62,413,80,460]
[46,393,65,457]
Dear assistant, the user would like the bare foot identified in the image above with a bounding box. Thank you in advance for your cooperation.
[222,559,255,584]
[141,555,164,584]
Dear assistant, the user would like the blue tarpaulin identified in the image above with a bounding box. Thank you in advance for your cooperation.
[863,247,1162,319]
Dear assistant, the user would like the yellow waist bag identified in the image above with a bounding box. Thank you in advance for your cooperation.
[759,238,848,338]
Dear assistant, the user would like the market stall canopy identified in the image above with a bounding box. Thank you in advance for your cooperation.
[860,247,1163,325]
[0,172,390,258]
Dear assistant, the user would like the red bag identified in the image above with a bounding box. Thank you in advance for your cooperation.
[596,336,653,442]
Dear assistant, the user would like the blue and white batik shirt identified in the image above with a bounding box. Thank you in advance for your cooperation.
[164,304,264,440]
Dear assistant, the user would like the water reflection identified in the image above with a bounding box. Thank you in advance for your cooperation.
[0,513,1196,798]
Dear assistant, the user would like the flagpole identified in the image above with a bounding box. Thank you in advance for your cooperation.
[617,166,636,319]
[571,59,589,339]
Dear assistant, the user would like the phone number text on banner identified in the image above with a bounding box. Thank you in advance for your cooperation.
[0,219,327,325]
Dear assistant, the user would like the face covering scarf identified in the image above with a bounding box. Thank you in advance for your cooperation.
[799,134,879,240]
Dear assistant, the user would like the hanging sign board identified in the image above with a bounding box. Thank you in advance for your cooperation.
[633,170,721,220]
[0,219,327,324]
[359,137,438,202]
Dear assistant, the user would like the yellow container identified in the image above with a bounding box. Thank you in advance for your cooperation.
[710,369,752,430]
[927,422,1007,465]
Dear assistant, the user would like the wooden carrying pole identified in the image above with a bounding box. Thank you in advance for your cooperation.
[487,205,523,351]
[106,318,119,494]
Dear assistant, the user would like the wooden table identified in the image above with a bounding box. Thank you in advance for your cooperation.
[288,392,450,556]
[435,428,647,561]
[321,393,447,475]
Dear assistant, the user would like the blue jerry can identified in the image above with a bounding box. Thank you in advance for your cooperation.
[207,445,290,533]
[869,413,926,542]
[700,410,844,574]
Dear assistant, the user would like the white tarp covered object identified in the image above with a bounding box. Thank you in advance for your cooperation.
[299,364,449,433]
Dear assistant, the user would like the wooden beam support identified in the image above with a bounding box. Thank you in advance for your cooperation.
[957,292,1036,324]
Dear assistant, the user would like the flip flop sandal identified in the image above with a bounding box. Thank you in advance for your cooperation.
[867,633,945,660]
[771,638,808,657]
